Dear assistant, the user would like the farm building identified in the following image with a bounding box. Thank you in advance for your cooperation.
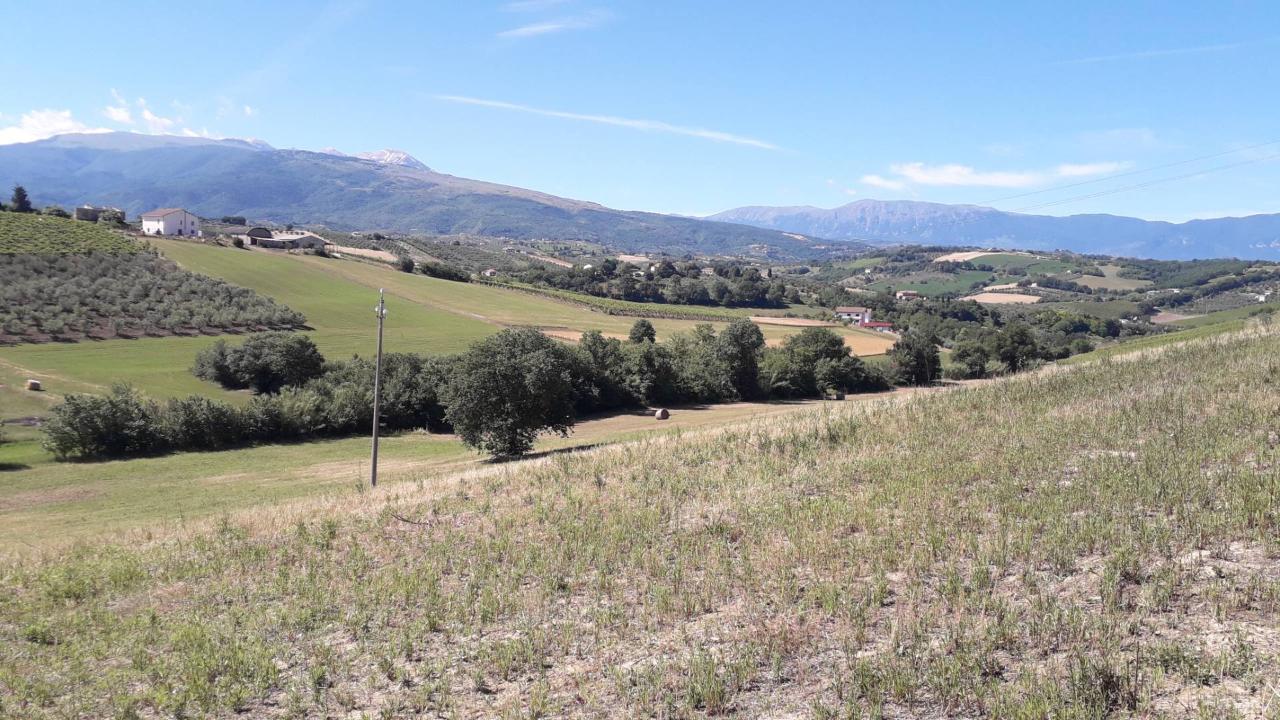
[481,268,499,278]
[244,229,326,249]
[861,321,895,333]
[72,205,121,222]
[141,208,200,237]
[834,306,872,323]
[895,290,922,301]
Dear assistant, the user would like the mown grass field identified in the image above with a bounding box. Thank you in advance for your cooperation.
[0,397,874,550]
[1169,302,1278,328]
[2,323,1277,718]
[1073,264,1153,291]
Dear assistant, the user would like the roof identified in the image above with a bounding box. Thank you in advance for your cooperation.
[140,208,190,219]
[896,289,921,295]
[861,321,895,328]
[834,306,871,313]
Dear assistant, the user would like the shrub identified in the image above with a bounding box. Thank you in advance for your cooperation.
[42,385,163,459]
[192,333,325,393]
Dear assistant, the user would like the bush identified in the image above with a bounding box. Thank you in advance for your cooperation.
[42,385,163,459]
[192,333,326,393]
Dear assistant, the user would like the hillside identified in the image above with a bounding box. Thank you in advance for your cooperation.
[2,323,1277,717]
[0,133,838,259]
[710,199,1280,260]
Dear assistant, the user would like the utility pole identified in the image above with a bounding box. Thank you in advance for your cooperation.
[370,289,386,487]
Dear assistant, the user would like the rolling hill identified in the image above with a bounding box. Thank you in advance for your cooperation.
[0,132,836,259]
[710,199,1280,260]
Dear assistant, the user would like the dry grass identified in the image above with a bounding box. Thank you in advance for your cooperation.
[2,325,1279,718]
[963,291,1043,304]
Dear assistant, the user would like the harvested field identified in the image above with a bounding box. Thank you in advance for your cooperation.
[327,245,398,263]
[963,291,1043,304]
[1153,310,1200,324]
[748,316,838,327]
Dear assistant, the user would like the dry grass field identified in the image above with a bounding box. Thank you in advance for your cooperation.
[963,291,1043,304]
[2,322,1277,718]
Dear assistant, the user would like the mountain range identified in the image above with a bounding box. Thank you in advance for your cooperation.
[3,132,1279,261]
[709,200,1280,261]
[0,132,830,258]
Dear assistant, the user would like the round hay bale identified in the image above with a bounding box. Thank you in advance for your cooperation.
[654,408,670,420]
[25,379,42,391]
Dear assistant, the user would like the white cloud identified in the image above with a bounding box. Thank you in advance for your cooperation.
[862,160,1126,190]
[243,105,256,117]
[0,109,110,145]
[498,9,610,37]
[140,107,176,133]
[842,188,858,196]
[103,88,134,124]
[891,162,1042,188]
[435,94,778,150]
[861,174,907,191]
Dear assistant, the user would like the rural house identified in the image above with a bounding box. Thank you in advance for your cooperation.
[243,228,326,249]
[141,208,200,237]
[861,321,895,333]
[481,268,499,278]
[834,306,872,323]
[895,290,922,301]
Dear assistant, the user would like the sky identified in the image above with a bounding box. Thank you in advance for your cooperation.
[1,1,1278,221]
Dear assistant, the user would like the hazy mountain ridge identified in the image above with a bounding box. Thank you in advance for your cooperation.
[710,199,1280,260]
[0,132,837,258]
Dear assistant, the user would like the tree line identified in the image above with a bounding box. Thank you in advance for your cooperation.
[43,321,954,461]
[514,259,800,308]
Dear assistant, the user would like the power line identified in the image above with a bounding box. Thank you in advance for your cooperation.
[980,138,1280,206]
[1013,152,1280,213]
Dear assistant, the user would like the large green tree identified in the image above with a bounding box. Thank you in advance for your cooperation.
[889,330,942,386]
[994,323,1040,373]
[441,328,578,457]
[628,319,656,344]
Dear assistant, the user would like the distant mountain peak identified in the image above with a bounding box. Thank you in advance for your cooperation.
[355,149,430,171]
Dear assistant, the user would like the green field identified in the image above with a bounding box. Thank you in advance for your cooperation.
[1037,298,1143,320]
[1169,301,1279,328]
[0,212,136,254]
[0,397,862,549]
[4,322,1276,717]
[1071,263,1153,291]
[1059,317,1249,364]
[868,269,994,296]
[968,252,1080,275]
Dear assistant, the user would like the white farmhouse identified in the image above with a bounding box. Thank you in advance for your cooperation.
[140,208,201,237]
[834,305,872,323]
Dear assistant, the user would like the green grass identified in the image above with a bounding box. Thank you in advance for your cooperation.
[0,398,850,549]
[1169,302,1279,328]
[1059,318,1249,364]
[0,212,136,253]
[970,252,1080,275]
[1038,299,1143,320]
[1071,264,1153,291]
[3,322,1277,717]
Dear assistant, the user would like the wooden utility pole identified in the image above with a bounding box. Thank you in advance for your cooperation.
[370,289,386,487]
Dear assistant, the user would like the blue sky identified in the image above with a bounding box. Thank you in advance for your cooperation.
[1,1,1278,221]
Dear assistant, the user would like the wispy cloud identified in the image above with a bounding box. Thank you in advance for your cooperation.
[103,89,133,124]
[827,178,858,196]
[0,109,110,145]
[860,174,907,191]
[863,160,1126,190]
[1058,38,1269,66]
[497,9,609,37]
[434,94,778,150]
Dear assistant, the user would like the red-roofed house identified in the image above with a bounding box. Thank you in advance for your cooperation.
[860,321,896,333]
[140,208,201,237]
